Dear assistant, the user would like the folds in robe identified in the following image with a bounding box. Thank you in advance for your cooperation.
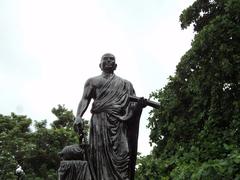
[88,75,142,180]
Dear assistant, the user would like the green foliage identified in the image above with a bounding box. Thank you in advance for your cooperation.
[0,113,32,179]
[137,0,240,178]
[0,105,78,179]
[51,104,75,129]
[135,155,166,179]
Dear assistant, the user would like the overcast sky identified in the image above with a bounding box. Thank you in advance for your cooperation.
[0,0,195,155]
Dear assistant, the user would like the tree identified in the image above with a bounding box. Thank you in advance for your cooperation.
[51,104,75,129]
[137,0,240,179]
[24,105,78,179]
[0,113,32,179]
[0,105,79,179]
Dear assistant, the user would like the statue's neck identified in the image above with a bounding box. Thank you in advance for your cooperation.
[101,71,114,79]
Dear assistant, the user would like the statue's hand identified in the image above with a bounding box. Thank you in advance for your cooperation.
[73,116,84,134]
[137,97,148,109]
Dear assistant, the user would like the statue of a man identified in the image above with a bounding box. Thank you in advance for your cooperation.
[74,53,146,180]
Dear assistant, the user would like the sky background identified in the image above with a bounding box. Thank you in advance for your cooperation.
[0,0,195,155]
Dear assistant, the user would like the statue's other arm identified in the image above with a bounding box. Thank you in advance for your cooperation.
[74,79,94,134]
[76,79,94,118]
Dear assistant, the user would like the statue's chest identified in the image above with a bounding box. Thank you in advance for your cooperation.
[94,79,116,98]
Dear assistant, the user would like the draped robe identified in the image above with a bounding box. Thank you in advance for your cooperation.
[88,75,142,180]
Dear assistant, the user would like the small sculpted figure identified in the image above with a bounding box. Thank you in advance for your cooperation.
[58,144,85,161]
[74,53,147,180]
[58,129,91,180]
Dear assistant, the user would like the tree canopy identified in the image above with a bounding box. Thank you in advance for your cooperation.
[136,0,240,179]
[0,105,78,179]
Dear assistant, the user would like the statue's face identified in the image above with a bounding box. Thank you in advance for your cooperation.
[100,54,117,72]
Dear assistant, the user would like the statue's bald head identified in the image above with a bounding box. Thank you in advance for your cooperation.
[99,53,117,72]
[101,53,115,62]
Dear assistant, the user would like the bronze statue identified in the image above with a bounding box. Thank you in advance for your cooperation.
[73,53,158,180]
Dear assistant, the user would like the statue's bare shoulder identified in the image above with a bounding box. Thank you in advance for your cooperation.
[83,75,106,99]
[85,75,105,89]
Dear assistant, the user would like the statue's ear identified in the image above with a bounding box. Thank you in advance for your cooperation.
[114,64,117,70]
[99,63,102,69]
